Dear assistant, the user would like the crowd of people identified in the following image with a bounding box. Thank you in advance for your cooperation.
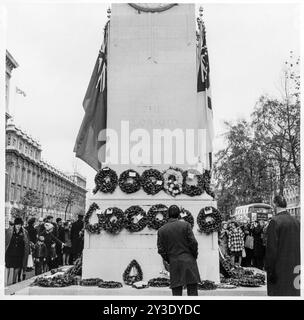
[5,213,85,284]
[219,219,270,270]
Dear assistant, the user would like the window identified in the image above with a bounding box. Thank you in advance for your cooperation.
[7,134,11,146]
[13,138,16,146]
[19,142,23,151]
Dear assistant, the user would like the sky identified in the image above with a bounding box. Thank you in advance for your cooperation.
[3,1,300,192]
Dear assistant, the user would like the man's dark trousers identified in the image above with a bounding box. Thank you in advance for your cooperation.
[172,283,198,296]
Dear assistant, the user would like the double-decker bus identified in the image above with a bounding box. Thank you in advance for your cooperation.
[232,203,273,224]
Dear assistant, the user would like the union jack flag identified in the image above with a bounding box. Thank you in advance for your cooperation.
[197,20,210,93]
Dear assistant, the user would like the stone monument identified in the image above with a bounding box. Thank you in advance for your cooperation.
[82,3,219,285]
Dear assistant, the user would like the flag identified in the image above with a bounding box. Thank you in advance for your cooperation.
[16,87,26,97]
[73,21,109,171]
[196,17,214,169]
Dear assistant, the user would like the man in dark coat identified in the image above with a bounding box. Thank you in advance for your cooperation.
[157,205,201,296]
[71,214,84,263]
[265,195,300,296]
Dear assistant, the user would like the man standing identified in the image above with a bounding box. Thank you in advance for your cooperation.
[56,218,65,266]
[265,195,300,296]
[71,214,84,263]
[157,205,200,296]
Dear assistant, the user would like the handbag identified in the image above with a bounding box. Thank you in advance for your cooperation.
[27,253,34,268]
[244,235,254,249]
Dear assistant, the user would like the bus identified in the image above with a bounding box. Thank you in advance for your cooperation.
[232,203,273,224]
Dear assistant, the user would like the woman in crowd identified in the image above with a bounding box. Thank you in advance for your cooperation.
[63,222,72,265]
[5,217,30,284]
[228,221,245,266]
[242,223,254,267]
[252,220,265,270]
[219,221,229,257]
[41,223,65,271]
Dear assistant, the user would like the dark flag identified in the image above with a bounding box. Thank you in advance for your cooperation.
[73,22,109,171]
[196,17,214,169]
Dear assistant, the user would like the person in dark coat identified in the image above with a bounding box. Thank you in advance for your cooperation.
[33,235,47,275]
[265,195,300,296]
[25,218,37,244]
[56,218,65,266]
[252,221,265,270]
[5,217,30,284]
[71,214,84,263]
[157,205,201,296]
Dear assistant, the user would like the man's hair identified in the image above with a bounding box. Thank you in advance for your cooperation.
[14,217,24,226]
[273,195,287,208]
[56,218,62,223]
[168,205,180,219]
[46,215,53,220]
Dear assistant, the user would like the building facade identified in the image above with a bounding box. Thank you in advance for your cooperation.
[5,51,87,226]
[284,185,300,221]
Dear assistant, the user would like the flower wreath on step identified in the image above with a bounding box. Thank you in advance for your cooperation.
[182,169,204,197]
[202,170,215,198]
[93,167,118,194]
[163,167,183,197]
[141,168,164,195]
[99,207,125,234]
[148,277,170,287]
[197,206,222,234]
[122,260,143,285]
[179,207,194,228]
[98,281,123,289]
[119,169,141,194]
[124,205,147,233]
[147,204,168,230]
[84,202,102,234]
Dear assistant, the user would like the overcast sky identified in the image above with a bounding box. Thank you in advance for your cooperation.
[4,1,300,192]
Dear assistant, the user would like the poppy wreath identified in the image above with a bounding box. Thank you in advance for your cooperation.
[148,277,170,287]
[163,167,183,197]
[84,202,102,234]
[197,206,222,234]
[182,169,204,197]
[122,259,143,285]
[119,169,141,194]
[99,207,125,234]
[179,208,194,228]
[124,205,147,233]
[202,170,215,198]
[80,278,103,286]
[141,168,164,195]
[98,280,123,288]
[147,204,168,230]
[93,167,118,194]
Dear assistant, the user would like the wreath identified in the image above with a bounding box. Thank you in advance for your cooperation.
[179,208,194,228]
[141,169,164,195]
[31,274,76,287]
[202,170,215,198]
[99,207,125,234]
[198,280,217,290]
[119,169,141,194]
[147,204,168,230]
[122,260,143,285]
[124,206,147,233]
[80,278,103,286]
[148,277,170,287]
[163,167,183,197]
[197,206,222,234]
[84,203,102,234]
[93,167,118,194]
[182,169,204,197]
[98,281,123,289]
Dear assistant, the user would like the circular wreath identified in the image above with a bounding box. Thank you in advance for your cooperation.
[122,260,143,285]
[99,207,125,234]
[141,169,164,195]
[197,206,222,234]
[147,204,168,230]
[84,202,102,234]
[93,167,118,194]
[119,169,141,194]
[124,206,147,233]
[202,170,215,198]
[98,280,123,289]
[148,277,170,287]
[80,278,103,286]
[163,167,183,197]
[182,169,204,197]
[179,208,194,228]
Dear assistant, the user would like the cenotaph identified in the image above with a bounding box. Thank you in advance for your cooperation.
[82,3,219,284]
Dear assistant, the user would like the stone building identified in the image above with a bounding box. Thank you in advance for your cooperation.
[5,51,87,226]
[284,185,300,220]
